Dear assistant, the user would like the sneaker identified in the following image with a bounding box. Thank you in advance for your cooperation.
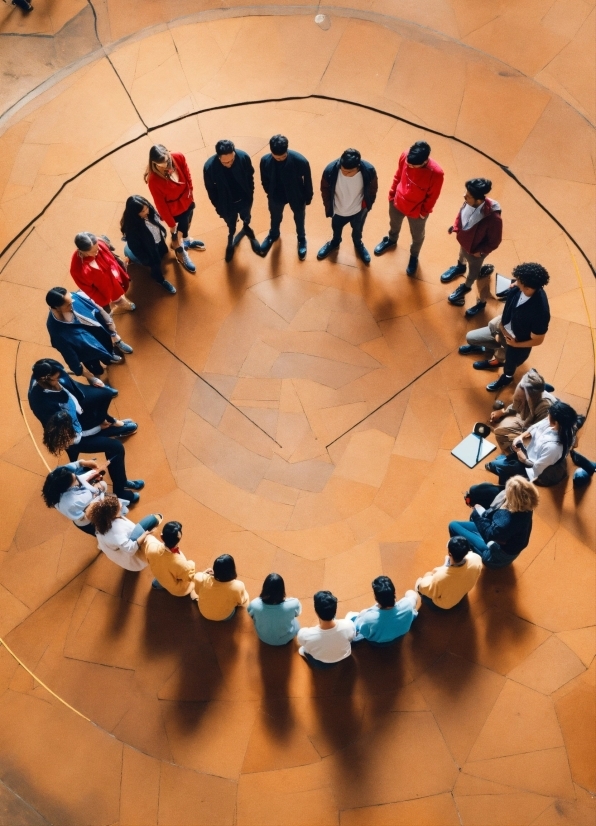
[225,244,235,263]
[250,238,264,256]
[124,479,145,490]
[448,284,472,305]
[162,280,177,294]
[486,374,513,392]
[298,240,307,261]
[570,450,596,475]
[459,344,485,355]
[440,263,466,283]
[573,469,592,488]
[317,241,339,260]
[406,255,418,276]
[175,248,196,274]
[113,421,138,438]
[473,358,501,370]
[374,236,397,256]
[183,238,205,251]
[109,354,123,365]
[485,462,498,475]
[465,301,487,318]
[355,243,371,265]
[115,340,133,355]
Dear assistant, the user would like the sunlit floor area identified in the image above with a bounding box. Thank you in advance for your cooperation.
[0,1,594,824]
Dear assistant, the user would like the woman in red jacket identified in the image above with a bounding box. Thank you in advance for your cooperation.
[145,144,205,274]
[70,233,134,312]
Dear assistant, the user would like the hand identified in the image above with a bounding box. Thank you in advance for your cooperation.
[490,410,504,423]
[80,459,99,469]
[123,256,130,266]
[447,226,454,234]
[204,567,214,575]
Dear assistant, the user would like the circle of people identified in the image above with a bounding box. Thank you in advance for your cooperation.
[29,136,595,667]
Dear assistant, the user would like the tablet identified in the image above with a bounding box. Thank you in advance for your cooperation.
[452,433,497,468]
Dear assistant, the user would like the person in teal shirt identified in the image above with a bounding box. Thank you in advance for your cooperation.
[247,574,301,645]
[346,576,420,646]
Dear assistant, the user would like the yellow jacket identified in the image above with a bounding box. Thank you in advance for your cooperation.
[144,535,196,597]
[194,572,249,620]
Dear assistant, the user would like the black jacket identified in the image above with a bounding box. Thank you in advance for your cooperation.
[502,286,550,343]
[471,505,533,557]
[320,159,378,218]
[203,149,255,218]
[260,150,313,208]
[28,359,107,431]
[123,206,168,271]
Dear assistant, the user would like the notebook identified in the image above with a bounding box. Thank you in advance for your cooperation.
[452,433,497,468]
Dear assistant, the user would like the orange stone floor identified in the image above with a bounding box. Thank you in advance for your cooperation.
[0,2,595,824]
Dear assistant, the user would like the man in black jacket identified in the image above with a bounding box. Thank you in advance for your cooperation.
[317,148,378,265]
[203,140,261,263]
[260,135,313,260]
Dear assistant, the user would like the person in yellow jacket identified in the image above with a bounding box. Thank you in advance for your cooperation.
[194,554,249,620]
[415,536,482,610]
[145,520,197,598]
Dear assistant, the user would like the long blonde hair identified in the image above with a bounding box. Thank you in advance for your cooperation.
[505,476,539,512]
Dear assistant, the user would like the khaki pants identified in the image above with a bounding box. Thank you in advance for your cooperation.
[494,415,525,454]
[458,246,491,301]
[466,315,505,362]
[388,202,427,256]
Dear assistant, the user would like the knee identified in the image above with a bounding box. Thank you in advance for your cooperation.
[107,440,125,460]
[448,521,460,537]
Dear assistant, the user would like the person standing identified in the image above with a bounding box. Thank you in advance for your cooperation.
[374,141,444,276]
[203,139,261,263]
[440,178,502,317]
[317,148,378,265]
[70,233,134,313]
[145,144,205,275]
[259,135,313,260]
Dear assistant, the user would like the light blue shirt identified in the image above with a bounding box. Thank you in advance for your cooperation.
[247,597,302,645]
[353,598,417,643]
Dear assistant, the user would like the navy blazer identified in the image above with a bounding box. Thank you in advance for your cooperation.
[471,505,533,557]
[28,359,108,433]
[47,292,115,375]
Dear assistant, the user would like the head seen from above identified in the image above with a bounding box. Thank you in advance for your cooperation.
[406,140,430,168]
[269,134,289,161]
[340,148,361,176]
[216,139,236,168]
[74,232,99,258]
[464,177,492,206]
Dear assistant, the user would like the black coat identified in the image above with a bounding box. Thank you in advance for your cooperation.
[471,505,533,557]
[502,286,550,343]
[320,159,378,218]
[260,150,313,208]
[123,208,168,271]
[203,149,255,219]
[28,360,109,431]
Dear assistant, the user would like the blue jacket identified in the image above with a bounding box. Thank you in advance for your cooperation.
[47,292,114,375]
[27,359,105,433]
[471,506,532,557]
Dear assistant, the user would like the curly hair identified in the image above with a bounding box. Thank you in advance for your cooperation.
[505,476,539,512]
[512,262,550,290]
[87,493,120,535]
[43,411,76,456]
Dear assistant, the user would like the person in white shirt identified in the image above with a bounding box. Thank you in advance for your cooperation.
[297,590,355,668]
[87,493,162,571]
[317,148,378,265]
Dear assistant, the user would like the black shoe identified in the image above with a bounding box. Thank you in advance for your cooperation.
[355,243,371,265]
[479,264,494,279]
[486,374,513,392]
[120,491,140,505]
[406,255,418,276]
[225,244,235,263]
[260,235,275,256]
[448,284,472,305]
[12,0,33,10]
[440,263,466,283]
[374,236,397,256]
[459,344,485,355]
[496,279,514,299]
[298,240,307,260]
[544,382,555,392]
[465,301,487,318]
[243,224,256,241]
[473,358,501,370]
[317,241,339,260]
[250,238,264,256]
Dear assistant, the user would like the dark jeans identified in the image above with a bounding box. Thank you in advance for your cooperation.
[67,435,128,498]
[448,520,516,569]
[503,345,532,377]
[125,241,168,284]
[76,522,97,536]
[173,203,195,238]
[77,384,117,430]
[331,208,368,246]
[268,199,306,243]
[488,453,530,485]
[302,652,339,669]
[224,200,254,242]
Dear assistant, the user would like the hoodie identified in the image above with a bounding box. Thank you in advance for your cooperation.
[453,197,502,256]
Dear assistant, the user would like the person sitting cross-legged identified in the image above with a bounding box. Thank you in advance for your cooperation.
[346,576,419,645]
[415,537,482,610]
[145,521,197,598]
[297,590,355,668]
[194,554,249,620]
[248,573,302,645]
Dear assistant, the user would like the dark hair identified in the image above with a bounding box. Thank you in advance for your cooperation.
[215,139,235,156]
[42,465,75,508]
[448,536,470,563]
[269,134,289,155]
[314,590,337,621]
[162,521,182,549]
[74,232,97,252]
[512,262,550,290]
[548,400,579,457]
[213,553,237,582]
[32,359,60,382]
[145,144,170,182]
[406,140,431,165]
[340,148,361,170]
[465,178,492,199]
[45,287,68,309]
[260,573,286,605]
[120,195,155,235]
[43,411,76,456]
[87,493,120,535]
[372,575,396,608]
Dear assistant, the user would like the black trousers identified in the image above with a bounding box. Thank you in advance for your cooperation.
[172,203,195,238]
[67,434,128,497]
[331,208,368,246]
[224,200,254,242]
[268,199,306,243]
[503,345,532,377]
[77,384,117,430]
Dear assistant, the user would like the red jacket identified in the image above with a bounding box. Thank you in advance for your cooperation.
[389,152,444,218]
[147,152,194,228]
[453,198,502,256]
[69,240,129,307]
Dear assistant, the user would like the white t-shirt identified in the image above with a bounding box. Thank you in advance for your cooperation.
[503,291,531,338]
[334,171,364,217]
[297,619,356,663]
